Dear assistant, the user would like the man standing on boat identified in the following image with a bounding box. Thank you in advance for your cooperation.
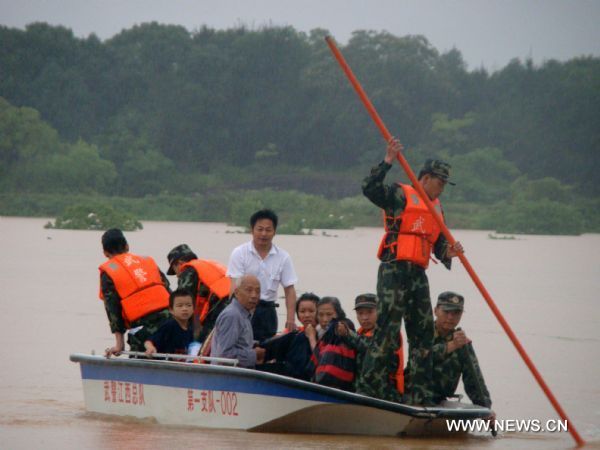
[357,138,463,405]
[165,244,231,343]
[99,229,171,356]
[431,292,493,411]
[227,209,298,342]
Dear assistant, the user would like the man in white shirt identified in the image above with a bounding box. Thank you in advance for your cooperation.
[227,209,298,341]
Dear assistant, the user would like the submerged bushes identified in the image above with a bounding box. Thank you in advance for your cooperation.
[45,202,142,231]
[3,184,598,236]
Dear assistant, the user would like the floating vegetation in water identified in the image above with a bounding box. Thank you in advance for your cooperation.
[45,203,142,231]
[488,233,516,240]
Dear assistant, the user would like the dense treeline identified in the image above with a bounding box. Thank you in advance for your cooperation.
[1,22,598,234]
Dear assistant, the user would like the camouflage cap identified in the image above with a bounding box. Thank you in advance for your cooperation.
[436,291,464,311]
[354,293,378,310]
[166,244,198,275]
[421,159,455,185]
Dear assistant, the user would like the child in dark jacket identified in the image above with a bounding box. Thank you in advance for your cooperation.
[144,289,194,356]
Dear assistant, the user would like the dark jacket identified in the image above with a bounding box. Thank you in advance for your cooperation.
[260,330,315,381]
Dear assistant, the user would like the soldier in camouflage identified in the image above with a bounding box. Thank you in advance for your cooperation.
[344,295,377,384]
[430,291,493,410]
[101,229,170,356]
[102,275,171,352]
[357,138,463,405]
[166,244,230,343]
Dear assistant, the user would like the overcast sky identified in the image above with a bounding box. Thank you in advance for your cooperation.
[1,0,599,71]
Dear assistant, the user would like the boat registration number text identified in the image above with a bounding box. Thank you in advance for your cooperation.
[187,389,239,416]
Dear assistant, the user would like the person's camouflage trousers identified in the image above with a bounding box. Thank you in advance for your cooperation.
[355,261,434,404]
[127,309,171,351]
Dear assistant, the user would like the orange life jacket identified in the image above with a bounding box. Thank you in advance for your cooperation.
[282,325,305,334]
[393,333,405,394]
[357,327,373,337]
[377,183,443,269]
[358,327,404,394]
[99,253,169,324]
[180,259,231,324]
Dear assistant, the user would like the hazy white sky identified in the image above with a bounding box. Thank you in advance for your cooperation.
[1,0,599,71]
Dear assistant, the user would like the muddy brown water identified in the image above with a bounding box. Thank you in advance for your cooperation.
[1,217,598,449]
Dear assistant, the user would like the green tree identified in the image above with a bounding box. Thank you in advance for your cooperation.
[97,112,175,196]
[427,112,476,155]
[446,147,520,202]
[0,22,598,231]
[39,140,118,194]
[0,97,62,190]
[483,199,584,235]
[479,176,584,235]
[0,97,117,193]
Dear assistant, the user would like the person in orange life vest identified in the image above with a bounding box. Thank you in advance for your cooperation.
[305,297,356,390]
[257,293,319,380]
[144,289,194,357]
[341,294,404,394]
[166,244,231,343]
[358,137,464,405]
[100,229,170,357]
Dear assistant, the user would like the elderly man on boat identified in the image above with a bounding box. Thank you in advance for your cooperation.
[211,275,266,368]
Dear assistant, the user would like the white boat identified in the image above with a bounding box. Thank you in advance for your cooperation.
[70,352,492,437]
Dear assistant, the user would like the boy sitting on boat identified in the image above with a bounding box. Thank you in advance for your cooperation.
[165,244,231,344]
[144,289,194,356]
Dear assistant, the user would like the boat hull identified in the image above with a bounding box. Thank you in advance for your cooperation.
[72,354,490,437]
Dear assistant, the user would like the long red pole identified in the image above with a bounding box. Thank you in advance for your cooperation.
[325,35,585,447]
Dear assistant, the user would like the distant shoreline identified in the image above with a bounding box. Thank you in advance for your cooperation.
[2,191,595,236]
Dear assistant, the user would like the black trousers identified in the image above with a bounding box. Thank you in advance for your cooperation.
[252,300,278,343]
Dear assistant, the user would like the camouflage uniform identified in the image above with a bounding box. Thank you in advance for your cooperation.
[346,331,371,377]
[177,266,230,342]
[101,271,171,352]
[356,160,453,404]
[431,327,492,408]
